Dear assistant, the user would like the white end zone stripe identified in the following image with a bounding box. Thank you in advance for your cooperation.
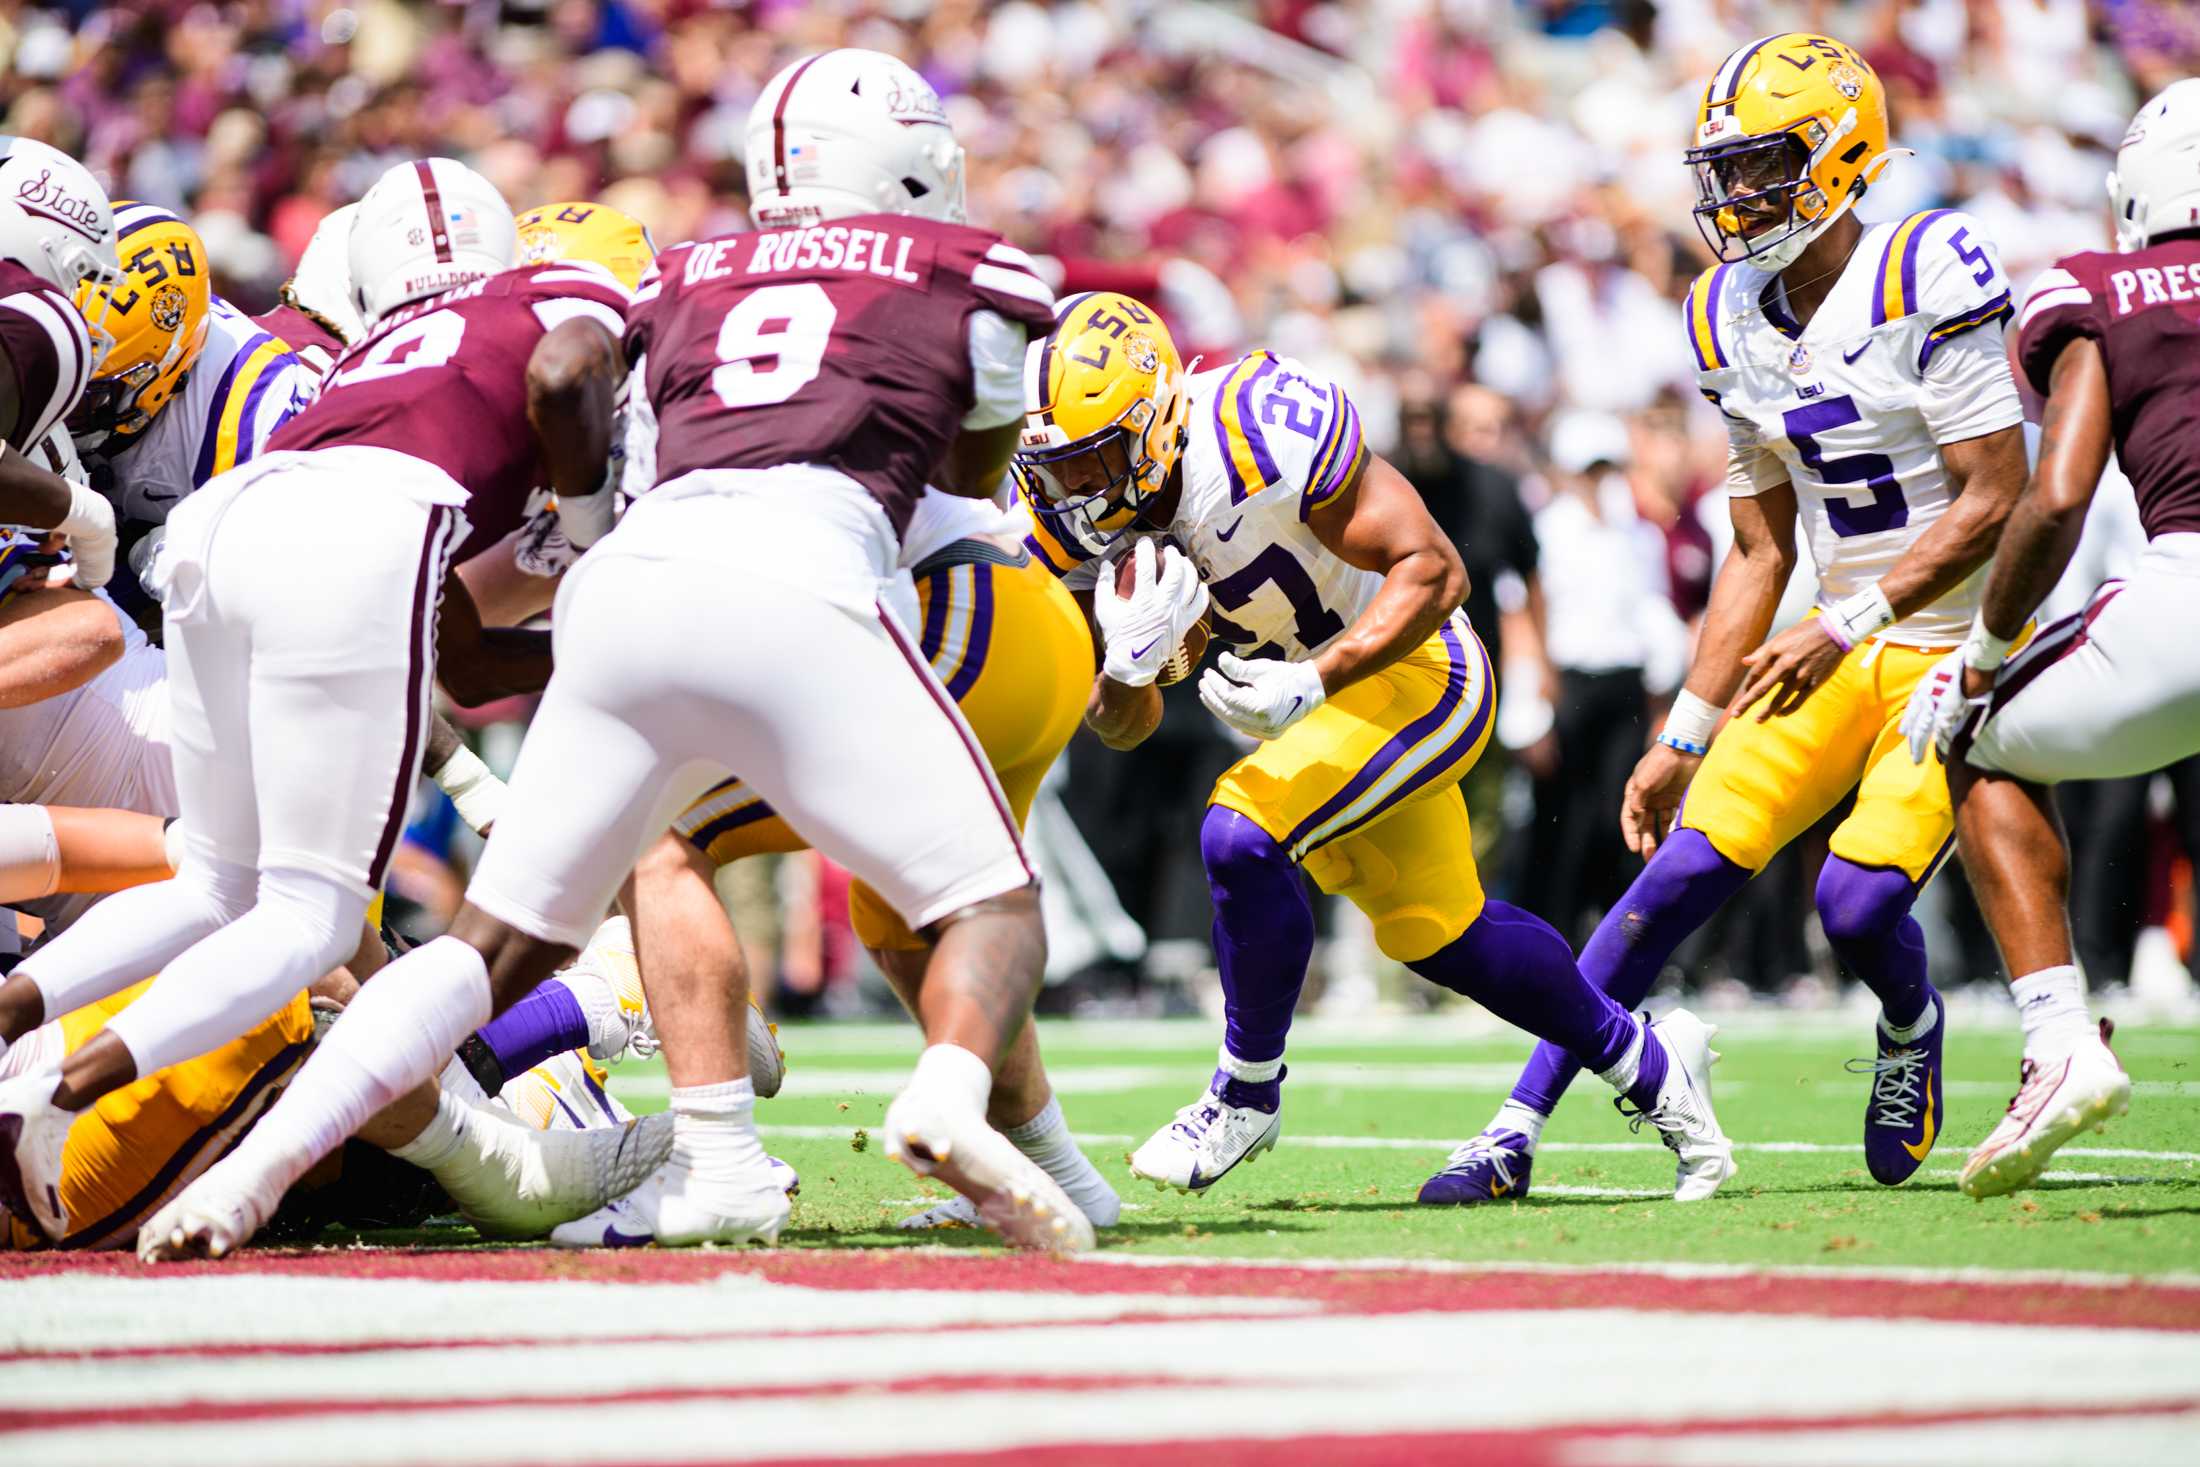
[971,262,1055,306]
[530,297,627,338]
[0,289,90,446]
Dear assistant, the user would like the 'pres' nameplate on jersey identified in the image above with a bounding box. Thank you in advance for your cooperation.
[269,261,631,564]
[1024,349,1380,663]
[1687,209,2023,645]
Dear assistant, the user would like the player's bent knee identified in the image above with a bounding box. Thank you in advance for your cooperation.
[1813,858,1916,947]
[1302,831,1485,964]
[849,878,925,954]
[1199,804,1291,883]
[635,830,711,884]
[0,804,60,903]
[257,867,375,977]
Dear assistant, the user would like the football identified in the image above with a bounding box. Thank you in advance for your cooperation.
[1116,542,1211,685]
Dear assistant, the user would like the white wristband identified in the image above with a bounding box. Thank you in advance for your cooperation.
[431,743,508,834]
[1964,616,2016,673]
[1817,584,1896,651]
[1662,688,1722,748]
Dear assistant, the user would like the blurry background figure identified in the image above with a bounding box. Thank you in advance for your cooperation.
[1517,411,1683,948]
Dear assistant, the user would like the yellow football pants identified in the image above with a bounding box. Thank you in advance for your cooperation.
[1210,612,1496,962]
[1681,638,1957,881]
[671,549,1093,948]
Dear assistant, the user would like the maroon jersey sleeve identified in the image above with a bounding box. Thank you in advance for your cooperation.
[951,234,1058,336]
[2019,242,2200,539]
[253,302,347,377]
[0,261,90,453]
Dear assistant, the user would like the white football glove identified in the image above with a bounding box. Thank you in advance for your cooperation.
[1095,537,1209,687]
[514,506,580,578]
[1200,652,1326,740]
[56,483,116,590]
[1901,646,1993,764]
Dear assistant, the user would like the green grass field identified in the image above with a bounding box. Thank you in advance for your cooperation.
[588,1013,2200,1276]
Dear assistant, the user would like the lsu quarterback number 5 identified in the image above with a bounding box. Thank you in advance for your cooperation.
[1785,394,1907,537]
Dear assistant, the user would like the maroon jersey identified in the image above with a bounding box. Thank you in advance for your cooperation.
[626,214,1055,535]
[270,262,630,562]
[2018,239,2200,539]
[0,259,91,454]
[253,301,346,377]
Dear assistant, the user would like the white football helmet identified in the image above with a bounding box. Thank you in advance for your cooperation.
[284,201,365,344]
[745,49,965,229]
[0,137,119,295]
[348,158,516,327]
[2110,79,2200,252]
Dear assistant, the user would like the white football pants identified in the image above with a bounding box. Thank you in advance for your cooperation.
[1965,534,2200,784]
[467,474,1035,949]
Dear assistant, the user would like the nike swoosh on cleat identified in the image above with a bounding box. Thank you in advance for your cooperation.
[1902,1083,1938,1162]
[1217,518,1243,541]
[602,1226,653,1247]
[1842,341,1871,364]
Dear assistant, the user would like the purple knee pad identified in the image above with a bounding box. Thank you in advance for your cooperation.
[1814,856,1931,1027]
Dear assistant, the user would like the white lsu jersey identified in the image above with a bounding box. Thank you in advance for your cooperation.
[1686,209,2023,645]
[1023,351,1377,663]
[92,296,315,524]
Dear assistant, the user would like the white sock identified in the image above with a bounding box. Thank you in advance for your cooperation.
[1881,1002,1939,1045]
[16,856,255,1024]
[1004,1095,1119,1226]
[1492,1099,1550,1150]
[1217,1047,1283,1084]
[910,1042,993,1113]
[669,1077,773,1203]
[1595,1018,1649,1097]
[389,1086,472,1170]
[2012,965,2093,1058]
[220,935,494,1200]
[102,869,365,1080]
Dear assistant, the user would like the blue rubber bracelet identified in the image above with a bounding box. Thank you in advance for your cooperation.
[1657,731,1710,757]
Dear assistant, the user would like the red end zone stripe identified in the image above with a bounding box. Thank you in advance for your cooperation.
[5,1250,2197,1333]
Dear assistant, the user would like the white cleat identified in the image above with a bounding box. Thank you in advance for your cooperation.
[882,1089,1095,1253]
[747,1002,785,1101]
[137,1156,285,1264]
[1624,1009,1736,1202]
[898,1193,983,1231]
[548,1154,788,1249]
[446,1107,674,1240]
[1961,1020,2134,1199]
[1128,1085,1280,1194]
[0,1073,73,1243]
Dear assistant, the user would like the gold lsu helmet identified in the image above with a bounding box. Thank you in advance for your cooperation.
[1014,291,1191,559]
[515,201,656,292]
[1686,34,1893,272]
[69,201,212,450]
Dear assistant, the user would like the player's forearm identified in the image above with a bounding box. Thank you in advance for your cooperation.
[1681,551,1786,706]
[1086,675,1161,750]
[0,446,73,531]
[527,322,620,502]
[1875,426,2028,619]
[1312,547,1464,695]
[1978,492,2087,643]
[0,588,123,707]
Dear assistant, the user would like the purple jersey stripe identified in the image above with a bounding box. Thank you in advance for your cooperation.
[1706,262,1734,367]
[1233,354,1282,485]
[941,564,994,703]
[1211,367,1248,503]
[1281,619,1472,853]
[1301,400,1364,522]
[1916,290,2012,371]
[191,330,278,484]
[1899,210,1952,324]
[919,564,953,658]
[689,798,776,854]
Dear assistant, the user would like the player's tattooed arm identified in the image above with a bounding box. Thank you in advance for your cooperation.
[1075,587,1164,749]
[1305,453,1468,695]
[937,421,1024,499]
[1969,338,2112,688]
[434,571,552,706]
[0,581,124,707]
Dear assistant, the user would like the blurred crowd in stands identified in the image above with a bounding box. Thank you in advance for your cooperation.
[14,0,2200,1015]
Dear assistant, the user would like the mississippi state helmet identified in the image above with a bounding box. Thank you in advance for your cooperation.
[745,49,966,229]
[348,158,516,327]
[0,137,119,300]
[1014,292,1191,559]
[68,202,211,451]
[1685,34,1892,272]
[2109,80,2200,252]
[283,202,365,346]
[516,201,656,291]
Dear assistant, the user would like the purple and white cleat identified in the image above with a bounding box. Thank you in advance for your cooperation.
[1418,1129,1535,1205]
[548,1155,787,1249]
[1128,1069,1282,1194]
